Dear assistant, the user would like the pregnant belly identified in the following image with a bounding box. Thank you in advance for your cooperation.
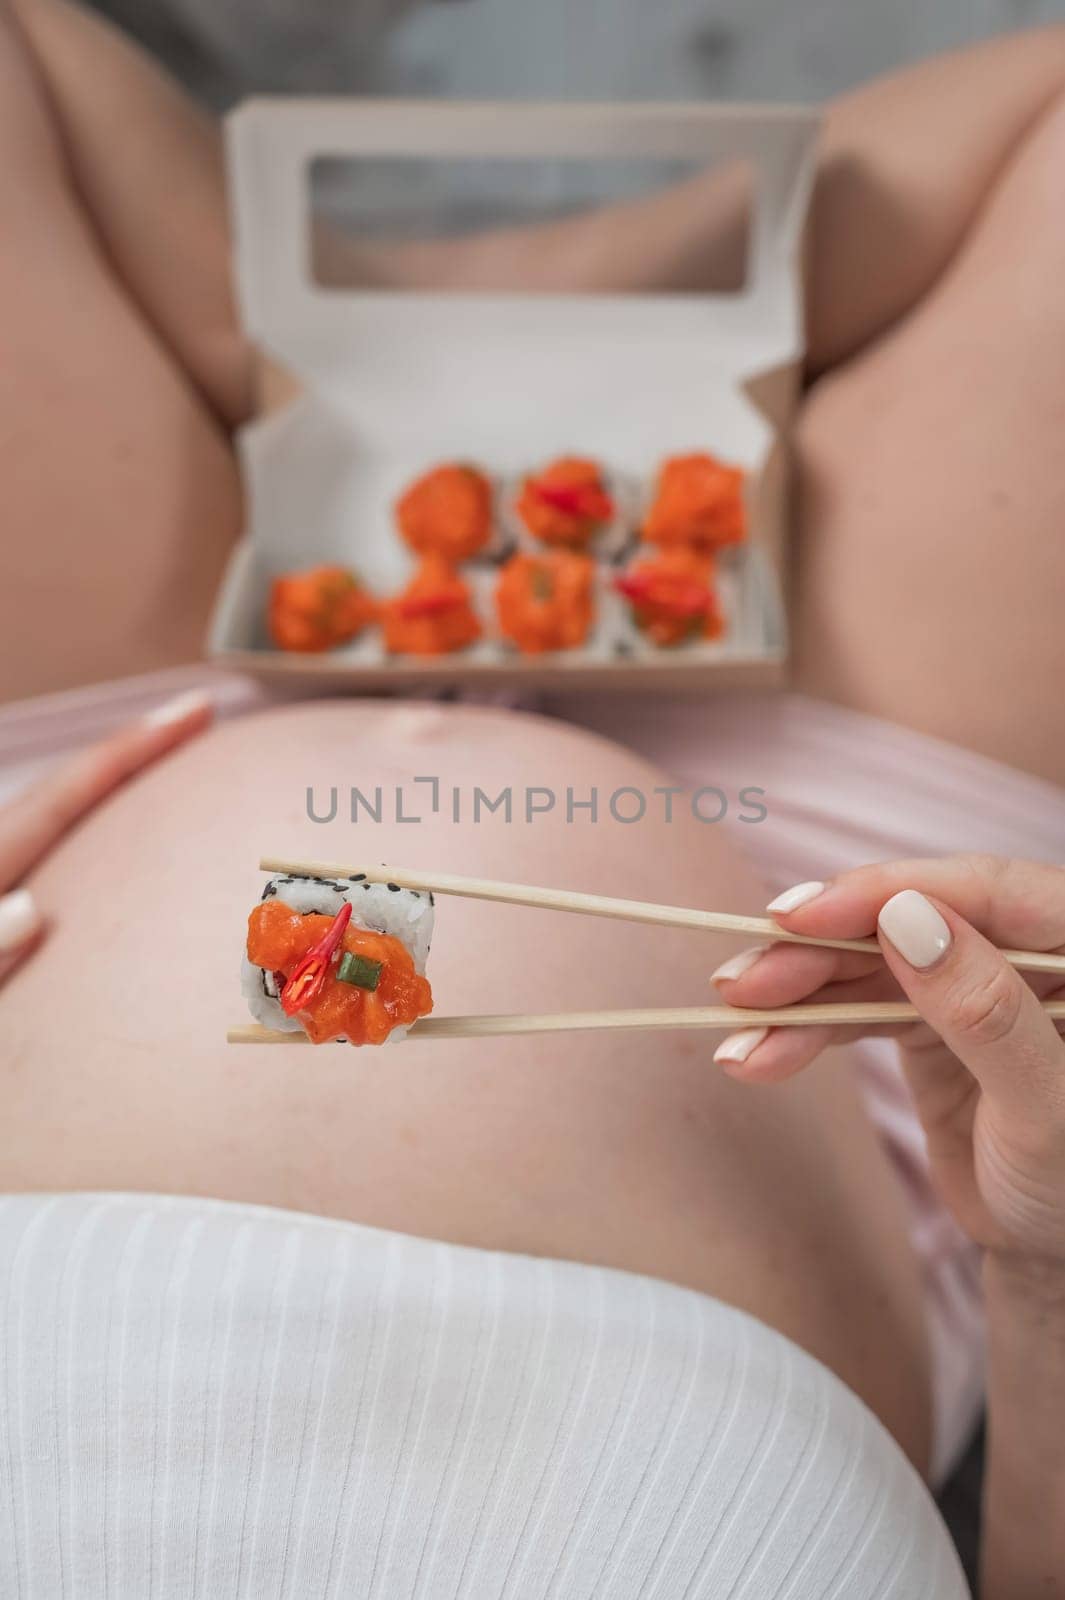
[0,701,930,1467]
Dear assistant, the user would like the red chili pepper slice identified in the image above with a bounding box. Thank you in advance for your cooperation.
[279,901,353,1016]
[397,590,461,621]
[614,571,713,619]
[535,482,614,523]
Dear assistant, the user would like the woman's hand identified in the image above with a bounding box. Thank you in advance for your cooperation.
[711,856,1065,1264]
[0,689,212,984]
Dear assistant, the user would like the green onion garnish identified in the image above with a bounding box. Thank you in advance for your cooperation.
[337,951,383,990]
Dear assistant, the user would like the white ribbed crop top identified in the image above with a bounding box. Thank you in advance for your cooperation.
[0,1192,967,1598]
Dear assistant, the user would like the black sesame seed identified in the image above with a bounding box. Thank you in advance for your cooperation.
[350,873,367,882]
[429,892,435,906]
[363,882,372,890]
[387,883,400,892]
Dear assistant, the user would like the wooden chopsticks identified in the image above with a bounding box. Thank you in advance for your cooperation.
[228,996,1065,1045]
[227,859,1065,1043]
[257,858,1065,975]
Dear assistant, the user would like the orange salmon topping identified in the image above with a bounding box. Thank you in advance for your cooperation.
[615,546,725,647]
[247,899,433,1045]
[382,555,482,656]
[495,549,595,654]
[268,565,377,653]
[643,452,746,551]
[395,463,494,560]
[515,457,614,548]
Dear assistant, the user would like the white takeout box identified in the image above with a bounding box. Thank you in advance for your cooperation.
[208,98,819,689]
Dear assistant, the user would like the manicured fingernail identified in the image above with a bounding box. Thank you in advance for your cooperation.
[766,881,825,915]
[0,889,42,954]
[878,890,951,970]
[714,1026,769,1065]
[142,689,213,730]
[711,947,765,985]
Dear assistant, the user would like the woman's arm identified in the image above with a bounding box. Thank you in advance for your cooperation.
[0,689,212,981]
[713,855,1065,1596]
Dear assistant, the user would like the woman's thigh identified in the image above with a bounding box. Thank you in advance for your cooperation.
[0,5,241,701]
[794,80,1065,784]
[0,701,930,1464]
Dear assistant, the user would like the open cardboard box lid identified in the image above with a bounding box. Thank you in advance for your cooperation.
[208,98,819,690]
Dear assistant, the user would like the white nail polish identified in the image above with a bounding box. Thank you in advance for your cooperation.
[714,1026,769,1065]
[711,947,765,984]
[142,689,213,729]
[0,889,42,954]
[878,890,951,970]
[766,881,826,915]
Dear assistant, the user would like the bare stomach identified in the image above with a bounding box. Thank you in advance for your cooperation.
[0,701,930,1466]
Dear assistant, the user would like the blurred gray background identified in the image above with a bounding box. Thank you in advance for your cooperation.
[389,0,1055,100]
[92,0,1061,109]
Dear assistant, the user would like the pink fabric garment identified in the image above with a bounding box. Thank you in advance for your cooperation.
[552,687,1065,1482]
[0,665,269,806]
[0,667,531,803]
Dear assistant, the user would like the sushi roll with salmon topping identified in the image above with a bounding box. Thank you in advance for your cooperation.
[395,463,495,561]
[513,457,617,550]
[495,549,595,654]
[382,555,483,656]
[614,546,725,648]
[242,874,434,1045]
[643,452,746,551]
[268,565,378,653]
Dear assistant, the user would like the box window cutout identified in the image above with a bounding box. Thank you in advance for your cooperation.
[309,153,753,296]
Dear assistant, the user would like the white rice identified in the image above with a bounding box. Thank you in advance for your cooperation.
[241,872,434,1043]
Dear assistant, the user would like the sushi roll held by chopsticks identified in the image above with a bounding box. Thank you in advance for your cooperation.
[241,874,434,1045]
[232,861,1065,1047]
